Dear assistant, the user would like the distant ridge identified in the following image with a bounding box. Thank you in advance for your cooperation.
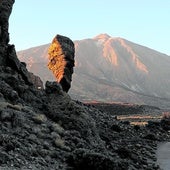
[17,34,170,109]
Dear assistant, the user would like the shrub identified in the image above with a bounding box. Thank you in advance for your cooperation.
[51,123,64,134]
[32,114,47,124]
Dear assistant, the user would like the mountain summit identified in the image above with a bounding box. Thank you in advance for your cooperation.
[94,33,111,41]
[17,34,170,109]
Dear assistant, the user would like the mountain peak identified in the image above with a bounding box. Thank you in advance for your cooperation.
[94,33,111,40]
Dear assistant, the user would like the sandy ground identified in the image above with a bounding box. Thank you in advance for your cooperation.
[157,142,170,170]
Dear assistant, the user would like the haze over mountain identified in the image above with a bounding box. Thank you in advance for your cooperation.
[17,34,170,109]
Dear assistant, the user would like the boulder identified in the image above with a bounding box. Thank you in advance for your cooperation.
[48,34,75,92]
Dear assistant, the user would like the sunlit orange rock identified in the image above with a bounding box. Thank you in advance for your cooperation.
[48,35,75,92]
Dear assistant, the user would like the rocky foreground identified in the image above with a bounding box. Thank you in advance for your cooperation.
[0,74,170,170]
[0,64,169,170]
[0,0,170,169]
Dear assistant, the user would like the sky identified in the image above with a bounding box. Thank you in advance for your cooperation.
[9,0,170,55]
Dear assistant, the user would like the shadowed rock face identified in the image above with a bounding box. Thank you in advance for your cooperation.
[0,0,15,64]
[48,34,75,92]
[0,0,43,88]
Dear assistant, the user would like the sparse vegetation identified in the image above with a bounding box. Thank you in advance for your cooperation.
[54,138,65,148]
[51,123,65,134]
[0,101,22,111]
[32,114,47,124]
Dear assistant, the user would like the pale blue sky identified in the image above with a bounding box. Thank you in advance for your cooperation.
[9,0,170,55]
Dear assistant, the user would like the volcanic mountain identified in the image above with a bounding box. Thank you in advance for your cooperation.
[17,34,170,109]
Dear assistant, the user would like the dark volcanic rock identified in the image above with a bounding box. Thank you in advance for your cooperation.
[67,148,128,170]
[0,1,43,88]
[161,119,170,130]
[0,0,14,64]
[89,102,161,115]
[0,0,14,45]
[28,71,43,89]
[48,34,75,92]
[6,45,33,85]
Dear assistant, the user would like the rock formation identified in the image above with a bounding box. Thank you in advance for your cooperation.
[0,0,43,88]
[48,34,75,92]
[0,0,14,64]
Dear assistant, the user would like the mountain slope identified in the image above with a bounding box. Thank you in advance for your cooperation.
[17,34,170,108]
